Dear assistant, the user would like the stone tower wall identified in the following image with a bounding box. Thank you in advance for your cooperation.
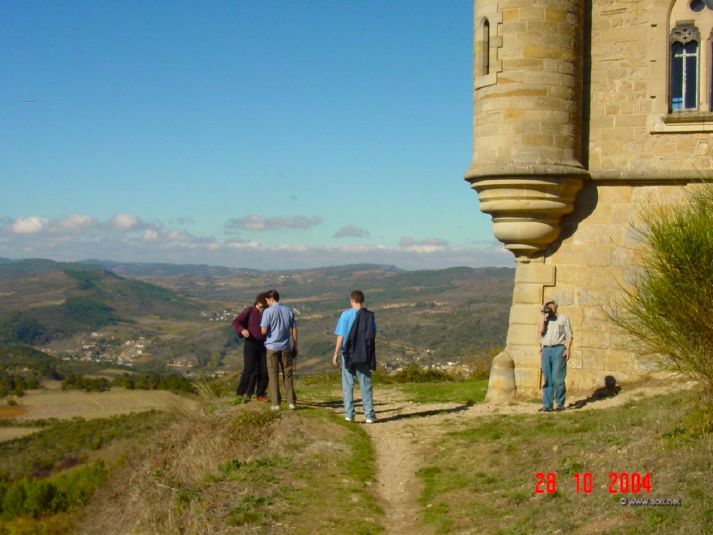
[508,182,700,395]
[588,0,713,177]
[472,0,585,174]
[469,0,713,400]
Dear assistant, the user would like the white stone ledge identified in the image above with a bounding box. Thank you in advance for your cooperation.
[649,112,713,133]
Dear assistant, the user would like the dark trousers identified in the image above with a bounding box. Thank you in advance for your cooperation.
[266,349,296,406]
[236,339,268,397]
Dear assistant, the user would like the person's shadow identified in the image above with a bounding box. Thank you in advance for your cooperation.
[568,375,621,409]
[298,400,473,423]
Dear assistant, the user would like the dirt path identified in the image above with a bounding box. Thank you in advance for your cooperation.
[360,392,464,535]
[337,380,685,535]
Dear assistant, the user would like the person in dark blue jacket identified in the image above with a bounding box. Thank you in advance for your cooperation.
[332,290,377,423]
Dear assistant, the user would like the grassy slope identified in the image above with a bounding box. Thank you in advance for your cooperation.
[0,412,168,481]
[2,375,709,534]
[78,402,384,534]
[416,389,713,535]
[0,411,169,534]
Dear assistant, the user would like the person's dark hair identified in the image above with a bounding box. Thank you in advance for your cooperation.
[350,290,365,304]
[266,289,280,302]
[254,292,268,307]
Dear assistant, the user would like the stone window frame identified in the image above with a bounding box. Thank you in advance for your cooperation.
[474,11,503,90]
[669,22,701,112]
[649,1,713,133]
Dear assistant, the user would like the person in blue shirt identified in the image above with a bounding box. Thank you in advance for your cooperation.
[332,290,377,423]
[260,289,298,410]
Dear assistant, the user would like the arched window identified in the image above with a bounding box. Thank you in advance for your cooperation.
[670,23,700,111]
[483,19,490,76]
[689,0,713,12]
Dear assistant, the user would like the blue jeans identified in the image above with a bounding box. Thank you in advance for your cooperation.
[541,346,567,409]
[341,356,375,419]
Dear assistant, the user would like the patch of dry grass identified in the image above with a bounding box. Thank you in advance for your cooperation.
[11,389,196,421]
[77,399,383,534]
[0,427,40,443]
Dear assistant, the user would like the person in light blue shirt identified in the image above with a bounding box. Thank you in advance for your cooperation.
[332,290,377,423]
[260,289,298,410]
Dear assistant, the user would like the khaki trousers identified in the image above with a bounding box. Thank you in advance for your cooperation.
[266,349,296,406]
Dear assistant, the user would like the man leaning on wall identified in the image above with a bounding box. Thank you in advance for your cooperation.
[538,299,573,413]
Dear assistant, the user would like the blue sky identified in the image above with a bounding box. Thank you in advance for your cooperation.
[0,0,510,270]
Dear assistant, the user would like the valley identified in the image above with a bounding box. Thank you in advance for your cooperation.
[0,258,515,376]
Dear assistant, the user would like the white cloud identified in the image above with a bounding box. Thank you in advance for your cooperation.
[0,212,513,270]
[225,214,322,232]
[111,213,141,231]
[398,236,449,253]
[142,229,160,242]
[59,213,96,231]
[9,216,49,234]
[334,225,370,239]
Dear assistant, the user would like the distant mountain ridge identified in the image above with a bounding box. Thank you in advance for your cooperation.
[1,257,485,279]
[81,259,406,278]
[0,258,104,278]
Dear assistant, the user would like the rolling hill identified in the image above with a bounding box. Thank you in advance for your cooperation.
[0,259,515,373]
[0,260,205,345]
[93,261,516,371]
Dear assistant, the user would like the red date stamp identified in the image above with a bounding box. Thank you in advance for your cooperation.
[534,472,652,494]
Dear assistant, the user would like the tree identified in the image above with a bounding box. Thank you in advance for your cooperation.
[613,185,713,394]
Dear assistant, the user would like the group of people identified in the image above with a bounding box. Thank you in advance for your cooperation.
[233,289,573,418]
[232,289,377,422]
[231,289,298,410]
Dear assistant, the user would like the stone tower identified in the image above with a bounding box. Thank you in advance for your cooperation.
[466,0,713,402]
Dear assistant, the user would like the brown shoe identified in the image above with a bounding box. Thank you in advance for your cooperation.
[256,396,269,402]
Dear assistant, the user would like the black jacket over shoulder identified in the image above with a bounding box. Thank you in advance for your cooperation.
[344,308,376,371]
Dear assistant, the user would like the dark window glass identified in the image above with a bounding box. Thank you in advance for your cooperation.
[670,40,698,111]
[483,19,490,75]
[684,42,698,109]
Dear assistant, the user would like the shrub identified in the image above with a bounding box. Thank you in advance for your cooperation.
[376,366,455,384]
[1,479,27,519]
[24,480,57,517]
[612,185,713,394]
[0,461,107,520]
[112,372,195,394]
[61,374,111,392]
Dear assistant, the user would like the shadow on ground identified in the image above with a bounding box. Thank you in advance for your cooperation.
[568,375,621,409]
[300,400,474,423]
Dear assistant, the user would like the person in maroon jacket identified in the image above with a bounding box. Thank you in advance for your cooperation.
[231,292,269,401]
